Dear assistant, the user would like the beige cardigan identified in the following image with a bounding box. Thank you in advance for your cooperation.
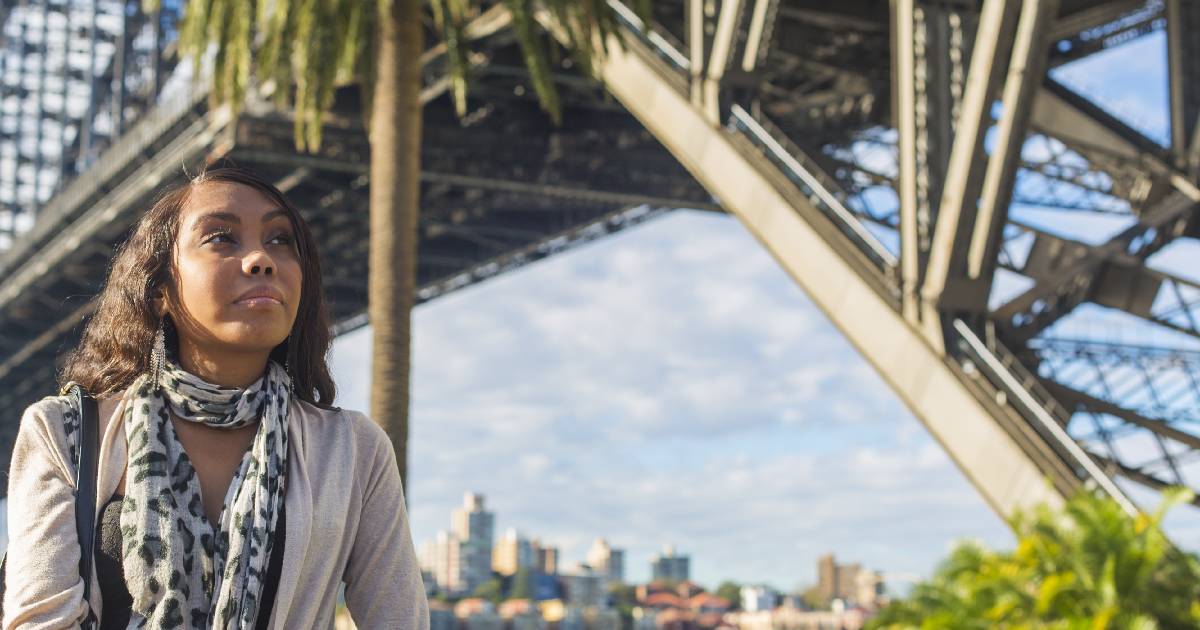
[4,388,430,629]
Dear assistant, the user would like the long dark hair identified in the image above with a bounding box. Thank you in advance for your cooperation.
[60,165,338,408]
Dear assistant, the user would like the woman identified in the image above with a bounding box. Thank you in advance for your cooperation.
[4,166,429,629]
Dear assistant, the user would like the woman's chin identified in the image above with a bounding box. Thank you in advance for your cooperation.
[216,327,290,351]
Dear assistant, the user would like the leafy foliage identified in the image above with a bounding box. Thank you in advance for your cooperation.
[715,581,742,610]
[509,567,533,600]
[473,576,504,604]
[609,580,638,617]
[147,0,651,150]
[869,487,1200,630]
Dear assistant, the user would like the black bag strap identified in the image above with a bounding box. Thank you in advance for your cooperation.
[67,384,100,625]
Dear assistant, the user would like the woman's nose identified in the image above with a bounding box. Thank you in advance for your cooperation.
[243,250,275,276]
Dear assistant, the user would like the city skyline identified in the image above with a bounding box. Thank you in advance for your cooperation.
[414,489,891,597]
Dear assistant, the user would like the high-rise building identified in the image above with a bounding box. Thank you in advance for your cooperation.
[817,554,837,603]
[493,528,536,576]
[649,545,689,582]
[740,585,778,612]
[419,539,438,575]
[837,562,862,602]
[533,539,559,575]
[816,554,882,607]
[434,530,463,593]
[586,538,625,583]
[453,492,495,541]
[452,492,496,594]
[563,563,609,608]
[854,569,884,609]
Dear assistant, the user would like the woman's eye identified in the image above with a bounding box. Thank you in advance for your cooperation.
[205,231,234,244]
[203,230,293,248]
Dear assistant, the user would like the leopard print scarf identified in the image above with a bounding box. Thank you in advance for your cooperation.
[118,356,290,629]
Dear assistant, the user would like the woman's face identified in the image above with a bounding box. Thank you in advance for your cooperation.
[166,180,303,361]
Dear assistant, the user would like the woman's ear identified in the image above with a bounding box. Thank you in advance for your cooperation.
[151,292,168,318]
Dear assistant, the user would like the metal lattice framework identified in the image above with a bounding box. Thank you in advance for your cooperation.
[563,0,1200,522]
[0,0,183,249]
[0,0,1197,535]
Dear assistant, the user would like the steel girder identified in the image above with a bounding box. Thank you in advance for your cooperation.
[555,0,1198,525]
[541,1,1097,519]
[0,0,180,248]
[722,2,1196,518]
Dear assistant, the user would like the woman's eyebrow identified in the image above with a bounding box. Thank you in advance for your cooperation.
[191,208,288,229]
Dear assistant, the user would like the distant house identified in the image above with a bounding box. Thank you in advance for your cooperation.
[674,581,704,599]
[632,581,731,630]
[688,593,731,615]
[643,592,687,610]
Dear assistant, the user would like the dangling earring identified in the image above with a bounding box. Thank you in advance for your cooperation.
[150,319,166,384]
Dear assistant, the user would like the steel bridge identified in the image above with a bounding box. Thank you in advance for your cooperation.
[0,0,1198,532]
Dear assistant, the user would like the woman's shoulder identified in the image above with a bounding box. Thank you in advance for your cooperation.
[19,392,76,436]
[22,391,73,416]
[294,399,388,448]
[24,387,125,433]
[24,384,126,423]
[15,392,81,469]
[292,400,395,482]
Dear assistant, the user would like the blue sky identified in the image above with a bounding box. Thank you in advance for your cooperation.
[327,29,1200,592]
[330,209,1013,591]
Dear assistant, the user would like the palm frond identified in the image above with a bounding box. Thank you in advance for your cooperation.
[431,0,474,117]
[177,0,646,143]
[432,0,642,127]
[177,0,368,151]
[502,0,560,125]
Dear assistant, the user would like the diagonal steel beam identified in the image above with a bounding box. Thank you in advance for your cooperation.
[740,0,779,73]
[1093,454,1200,509]
[921,0,1020,318]
[891,0,970,321]
[995,190,1198,341]
[1043,379,1200,451]
[1030,337,1200,428]
[538,1,1106,522]
[1166,0,1200,171]
[967,0,1059,281]
[923,0,1057,322]
[703,0,743,122]
[1004,221,1200,341]
[1031,78,1200,207]
[892,0,922,321]
[1048,0,1150,43]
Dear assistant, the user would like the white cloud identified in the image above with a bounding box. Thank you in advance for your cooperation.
[330,210,1012,589]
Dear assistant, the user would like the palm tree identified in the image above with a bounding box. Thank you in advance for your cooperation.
[869,487,1200,629]
[154,0,648,488]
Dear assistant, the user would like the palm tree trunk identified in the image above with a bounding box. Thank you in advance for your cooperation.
[369,0,423,491]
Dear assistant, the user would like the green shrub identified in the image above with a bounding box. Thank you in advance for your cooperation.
[869,487,1200,630]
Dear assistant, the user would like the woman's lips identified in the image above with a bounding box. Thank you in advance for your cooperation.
[234,296,283,307]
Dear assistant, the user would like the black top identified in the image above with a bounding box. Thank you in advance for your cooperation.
[94,494,287,630]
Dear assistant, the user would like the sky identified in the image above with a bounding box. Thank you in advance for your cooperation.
[1,21,1194,598]
[330,208,1013,591]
